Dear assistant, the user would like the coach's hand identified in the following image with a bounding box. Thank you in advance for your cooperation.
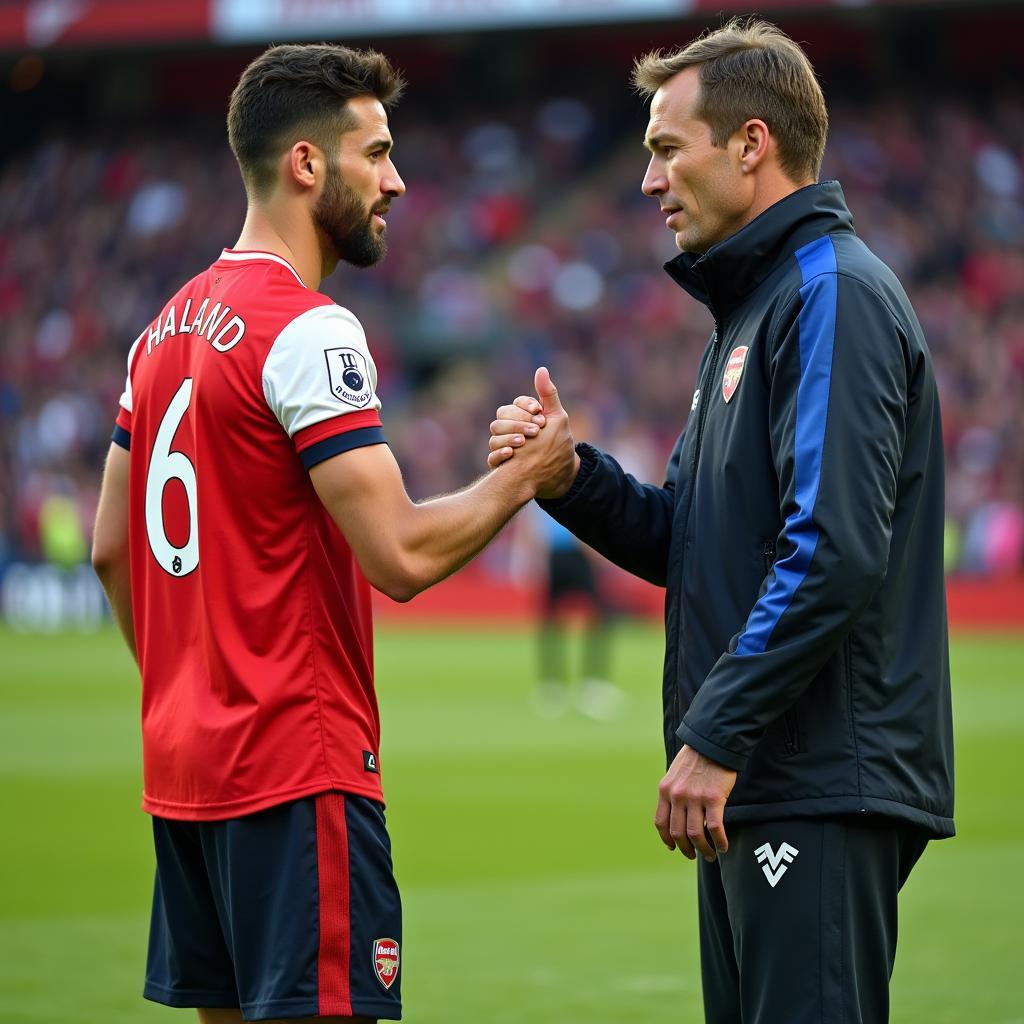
[655,744,736,863]
[488,367,579,499]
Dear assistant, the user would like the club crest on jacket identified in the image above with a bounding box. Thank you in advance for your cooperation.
[722,345,749,403]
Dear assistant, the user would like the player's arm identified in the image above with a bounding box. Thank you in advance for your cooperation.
[92,442,137,662]
[310,412,574,602]
[268,310,570,596]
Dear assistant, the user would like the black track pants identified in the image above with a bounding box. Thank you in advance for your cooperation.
[697,817,929,1024]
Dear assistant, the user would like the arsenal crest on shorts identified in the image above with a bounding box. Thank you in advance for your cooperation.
[325,347,373,408]
[373,937,400,990]
[722,345,749,403]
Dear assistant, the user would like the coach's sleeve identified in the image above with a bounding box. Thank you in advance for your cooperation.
[536,432,682,587]
[262,304,387,469]
[678,238,909,770]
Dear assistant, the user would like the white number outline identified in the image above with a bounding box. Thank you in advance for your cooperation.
[145,378,199,577]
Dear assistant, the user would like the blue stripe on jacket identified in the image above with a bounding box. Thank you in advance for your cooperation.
[735,234,838,656]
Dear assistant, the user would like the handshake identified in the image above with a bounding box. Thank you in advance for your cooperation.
[487,367,581,502]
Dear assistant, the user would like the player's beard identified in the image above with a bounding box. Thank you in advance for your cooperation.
[313,162,389,269]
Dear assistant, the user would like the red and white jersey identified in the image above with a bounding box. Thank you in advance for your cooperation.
[113,249,388,820]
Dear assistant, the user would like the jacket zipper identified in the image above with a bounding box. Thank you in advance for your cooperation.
[674,325,722,741]
[762,540,776,575]
[689,326,721,482]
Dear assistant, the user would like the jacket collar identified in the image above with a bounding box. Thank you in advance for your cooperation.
[663,181,855,319]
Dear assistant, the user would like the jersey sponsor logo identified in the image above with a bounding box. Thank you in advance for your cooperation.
[326,347,373,408]
[690,387,701,412]
[721,345,749,403]
[363,750,379,773]
[373,937,400,989]
[755,842,799,887]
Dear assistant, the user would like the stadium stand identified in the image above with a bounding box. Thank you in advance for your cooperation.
[1,23,1023,586]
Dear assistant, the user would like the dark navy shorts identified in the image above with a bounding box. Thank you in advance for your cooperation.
[144,791,402,1021]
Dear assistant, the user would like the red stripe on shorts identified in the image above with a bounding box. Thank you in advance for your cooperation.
[316,791,352,1017]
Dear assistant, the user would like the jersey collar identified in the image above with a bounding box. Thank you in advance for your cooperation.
[217,249,306,288]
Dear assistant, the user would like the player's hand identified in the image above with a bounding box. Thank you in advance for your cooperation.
[488,397,547,467]
[491,368,579,500]
[655,744,736,863]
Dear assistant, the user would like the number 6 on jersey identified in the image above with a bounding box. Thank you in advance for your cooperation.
[146,377,199,576]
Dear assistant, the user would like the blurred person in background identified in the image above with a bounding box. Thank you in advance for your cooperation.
[91,42,572,1024]
[490,18,954,1023]
[532,513,620,718]
[513,401,622,718]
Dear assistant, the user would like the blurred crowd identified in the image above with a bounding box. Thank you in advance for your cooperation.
[2,82,1023,578]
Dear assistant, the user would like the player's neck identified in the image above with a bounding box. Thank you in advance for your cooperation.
[234,206,324,291]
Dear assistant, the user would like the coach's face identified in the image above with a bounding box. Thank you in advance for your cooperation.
[314,95,406,268]
[641,67,752,254]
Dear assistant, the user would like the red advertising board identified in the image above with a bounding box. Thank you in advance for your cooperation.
[0,0,210,50]
[372,567,1024,631]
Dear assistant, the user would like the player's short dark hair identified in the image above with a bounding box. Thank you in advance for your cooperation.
[227,43,405,200]
[632,18,828,183]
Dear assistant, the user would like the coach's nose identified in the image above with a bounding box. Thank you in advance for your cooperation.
[642,154,668,197]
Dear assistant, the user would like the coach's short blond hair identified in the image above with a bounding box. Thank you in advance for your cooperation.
[633,18,828,183]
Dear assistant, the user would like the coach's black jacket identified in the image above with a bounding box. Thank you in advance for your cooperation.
[540,182,954,837]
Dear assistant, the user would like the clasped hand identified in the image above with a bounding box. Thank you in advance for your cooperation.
[487,367,579,500]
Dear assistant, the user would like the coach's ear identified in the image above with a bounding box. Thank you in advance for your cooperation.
[734,118,770,173]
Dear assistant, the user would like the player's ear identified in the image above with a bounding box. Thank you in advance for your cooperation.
[287,141,319,190]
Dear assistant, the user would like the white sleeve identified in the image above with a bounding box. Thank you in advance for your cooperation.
[261,304,382,437]
[118,333,145,414]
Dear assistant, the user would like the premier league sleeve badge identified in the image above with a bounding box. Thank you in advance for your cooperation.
[325,347,374,408]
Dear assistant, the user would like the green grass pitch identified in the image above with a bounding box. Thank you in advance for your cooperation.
[1,622,1022,1022]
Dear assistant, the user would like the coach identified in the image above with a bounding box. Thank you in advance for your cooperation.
[489,18,954,1023]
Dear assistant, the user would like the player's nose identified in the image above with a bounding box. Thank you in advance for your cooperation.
[383,158,406,198]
